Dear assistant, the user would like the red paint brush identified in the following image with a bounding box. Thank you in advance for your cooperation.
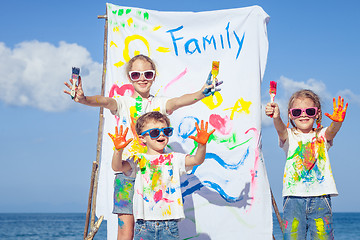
[269,81,277,103]
[269,81,277,118]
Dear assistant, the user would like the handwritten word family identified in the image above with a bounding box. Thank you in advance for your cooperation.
[166,22,245,59]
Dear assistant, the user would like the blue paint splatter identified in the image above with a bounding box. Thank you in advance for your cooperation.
[178,116,199,140]
[182,179,246,203]
[191,149,249,174]
[118,218,125,228]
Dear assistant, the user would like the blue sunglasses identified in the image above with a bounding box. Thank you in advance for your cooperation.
[140,127,174,139]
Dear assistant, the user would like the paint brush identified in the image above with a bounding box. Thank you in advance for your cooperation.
[269,81,277,103]
[211,61,220,94]
[70,67,80,99]
[269,81,277,118]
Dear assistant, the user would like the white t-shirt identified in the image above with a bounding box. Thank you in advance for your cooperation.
[280,128,338,197]
[128,152,192,221]
[112,95,169,160]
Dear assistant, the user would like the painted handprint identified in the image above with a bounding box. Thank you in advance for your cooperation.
[108,126,133,150]
[325,96,348,122]
[188,120,215,145]
[202,72,223,97]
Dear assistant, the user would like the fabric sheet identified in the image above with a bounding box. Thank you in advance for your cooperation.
[96,3,272,239]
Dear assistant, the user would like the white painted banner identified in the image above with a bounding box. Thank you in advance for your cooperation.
[96,3,272,239]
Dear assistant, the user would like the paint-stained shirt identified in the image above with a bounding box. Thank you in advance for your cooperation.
[280,128,338,197]
[111,95,169,161]
[129,152,192,221]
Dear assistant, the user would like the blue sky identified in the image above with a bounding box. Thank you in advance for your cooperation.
[1,0,359,213]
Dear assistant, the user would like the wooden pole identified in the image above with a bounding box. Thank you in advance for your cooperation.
[83,161,98,239]
[82,9,108,239]
[89,11,108,229]
[271,188,284,235]
[85,215,104,240]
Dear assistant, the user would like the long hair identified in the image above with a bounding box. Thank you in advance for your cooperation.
[125,54,157,79]
[288,89,323,134]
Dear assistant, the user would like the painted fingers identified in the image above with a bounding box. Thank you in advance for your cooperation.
[188,120,215,145]
[108,126,133,150]
[325,96,348,122]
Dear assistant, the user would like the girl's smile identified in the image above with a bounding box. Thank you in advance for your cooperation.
[289,97,319,133]
[129,59,155,98]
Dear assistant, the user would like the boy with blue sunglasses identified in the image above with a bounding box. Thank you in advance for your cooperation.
[108,111,214,240]
[64,54,222,240]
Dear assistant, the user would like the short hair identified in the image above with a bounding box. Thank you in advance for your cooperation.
[135,111,170,135]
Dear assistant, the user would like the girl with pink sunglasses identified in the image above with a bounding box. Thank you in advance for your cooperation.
[265,89,348,240]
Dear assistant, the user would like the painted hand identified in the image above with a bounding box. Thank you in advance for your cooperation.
[108,126,133,150]
[325,96,348,122]
[188,120,215,145]
[202,72,223,97]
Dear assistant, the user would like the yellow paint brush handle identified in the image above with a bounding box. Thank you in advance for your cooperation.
[211,61,220,77]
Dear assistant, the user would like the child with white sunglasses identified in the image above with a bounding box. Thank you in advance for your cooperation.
[108,111,214,240]
[64,54,222,240]
[265,89,348,239]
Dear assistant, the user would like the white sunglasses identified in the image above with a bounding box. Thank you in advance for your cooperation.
[128,70,155,81]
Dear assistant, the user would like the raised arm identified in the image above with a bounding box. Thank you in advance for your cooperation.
[108,126,133,172]
[166,72,223,114]
[324,96,348,141]
[265,102,288,142]
[185,120,215,167]
[64,76,117,111]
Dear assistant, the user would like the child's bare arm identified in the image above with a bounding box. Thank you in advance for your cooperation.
[64,76,117,111]
[186,144,207,167]
[112,150,132,172]
[166,91,204,115]
[185,120,215,167]
[265,102,288,142]
[166,72,223,114]
[108,126,133,172]
[325,96,348,141]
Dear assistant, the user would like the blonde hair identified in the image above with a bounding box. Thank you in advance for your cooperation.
[125,54,157,79]
[288,89,323,133]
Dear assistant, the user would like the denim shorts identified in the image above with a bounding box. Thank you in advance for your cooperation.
[134,219,179,240]
[112,173,135,214]
[282,195,334,240]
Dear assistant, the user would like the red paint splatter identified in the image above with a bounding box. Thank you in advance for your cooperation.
[209,114,232,135]
[109,83,134,98]
[154,190,163,203]
[108,84,134,125]
[151,154,173,165]
[245,127,259,213]
[284,220,288,229]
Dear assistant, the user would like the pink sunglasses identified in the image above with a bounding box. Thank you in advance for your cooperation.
[289,107,318,118]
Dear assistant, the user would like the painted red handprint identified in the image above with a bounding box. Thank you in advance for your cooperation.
[108,125,133,150]
[325,96,348,122]
[188,120,215,145]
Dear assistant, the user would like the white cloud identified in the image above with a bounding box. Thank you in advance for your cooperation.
[279,76,331,102]
[337,89,360,106]
[0,41,102,112]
